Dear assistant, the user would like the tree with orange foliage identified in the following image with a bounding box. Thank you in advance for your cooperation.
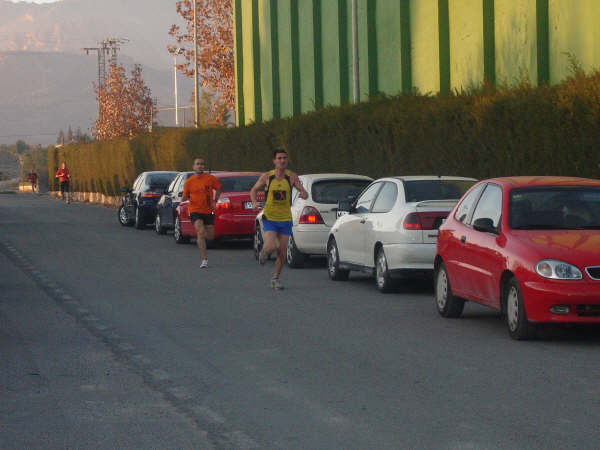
[168,0,233,122]
[92,63,154,140]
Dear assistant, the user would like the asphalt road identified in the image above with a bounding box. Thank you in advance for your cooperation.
[2,192,600,449]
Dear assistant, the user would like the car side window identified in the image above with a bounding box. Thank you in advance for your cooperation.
[174,176,184,195]
[355,182,382,214]
[471,184,503,228]
[371,182,398,213]
[132,175,143,191]
[454,183,485,223]
[167,175,179,193]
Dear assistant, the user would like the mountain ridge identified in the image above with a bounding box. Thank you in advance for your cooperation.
[0,0,194,145]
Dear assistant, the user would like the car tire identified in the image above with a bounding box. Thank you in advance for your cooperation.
[253,224,263,260]
[375,247,396,293]
[206,238,217,249]
[286,235,307,268]
[154,213,166,235]
[327,238,349,281]
[173,216,189,244]
[435,262,465,318]
[505,276,536,340]
[134,206,145,229]
[118,205,133,226]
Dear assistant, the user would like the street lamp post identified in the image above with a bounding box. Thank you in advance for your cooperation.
[169,47,184,126]
[351,0,359,104]
[193,0,199,128]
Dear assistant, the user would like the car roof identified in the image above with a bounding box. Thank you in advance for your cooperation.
[212,171,262,178]
[484,176,600,188]
[300,173,373,182]
[390,175,478,182]
[142,171,178,175]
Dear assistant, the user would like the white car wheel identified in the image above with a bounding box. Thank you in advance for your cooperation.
[375,247,395,293]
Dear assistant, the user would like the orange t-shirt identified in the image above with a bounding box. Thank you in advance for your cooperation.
[182,173,222,214]
[56,168,70,183]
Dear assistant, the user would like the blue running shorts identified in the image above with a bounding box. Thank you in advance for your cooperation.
[262,218,293,235]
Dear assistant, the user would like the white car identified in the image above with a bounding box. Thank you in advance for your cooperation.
[327,176,477,292]
[253,173,373,267]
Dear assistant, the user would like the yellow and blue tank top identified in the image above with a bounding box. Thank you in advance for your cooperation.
[263,169,293,222]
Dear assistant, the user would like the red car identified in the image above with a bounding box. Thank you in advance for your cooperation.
[434,176,600,340]
[174,172,264,245]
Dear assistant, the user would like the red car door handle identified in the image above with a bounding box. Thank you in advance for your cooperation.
[460,235,467,243]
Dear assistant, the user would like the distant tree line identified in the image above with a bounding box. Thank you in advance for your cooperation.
[56,126,92,146]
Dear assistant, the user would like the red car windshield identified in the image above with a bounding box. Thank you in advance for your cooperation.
[510,186,600,229]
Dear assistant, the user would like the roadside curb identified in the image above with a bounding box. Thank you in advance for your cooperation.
[48,191,121,209]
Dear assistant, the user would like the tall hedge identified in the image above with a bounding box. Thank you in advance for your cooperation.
[49,69,600,195]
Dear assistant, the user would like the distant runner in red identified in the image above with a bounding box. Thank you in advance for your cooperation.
[55,162,71,204]
[182,157,222,268]
[28,170,38,193]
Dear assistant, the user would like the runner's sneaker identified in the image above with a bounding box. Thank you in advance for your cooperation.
[270,277,284,290]
[258,249,267,265]
[200,259,208,269]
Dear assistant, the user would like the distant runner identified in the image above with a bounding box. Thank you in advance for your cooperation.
[28,170,38,193]
[182,158,222,269]
[55,162,71,203]
[250,149,308,290]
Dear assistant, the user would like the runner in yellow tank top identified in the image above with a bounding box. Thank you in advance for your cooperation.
[250,149,308,289]
[262,169,293,222]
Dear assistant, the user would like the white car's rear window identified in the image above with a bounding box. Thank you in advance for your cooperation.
[404,180,474,203]
[311,179,371,204]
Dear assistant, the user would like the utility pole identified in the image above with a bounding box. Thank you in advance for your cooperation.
[83,38,129,116]
[82,37,129,87]
[169,47,185,126]
[193,0,200,128]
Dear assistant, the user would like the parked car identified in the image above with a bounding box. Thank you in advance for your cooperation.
[154,171,194,234]
[174,172,264,244]
[327,176,477,292]
[435,176,600,340]
[118,171,178,229]
[253,174,373,266]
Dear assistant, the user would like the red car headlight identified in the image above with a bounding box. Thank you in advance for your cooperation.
[535,259,583,280]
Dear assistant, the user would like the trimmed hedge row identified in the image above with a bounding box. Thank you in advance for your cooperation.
[49,70,600,194]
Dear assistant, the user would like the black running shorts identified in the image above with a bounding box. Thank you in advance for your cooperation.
[189,212,214,225]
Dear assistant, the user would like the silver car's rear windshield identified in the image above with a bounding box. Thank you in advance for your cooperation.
[311,179,371,204]
[510,186,600,229]
[403,180,475,203]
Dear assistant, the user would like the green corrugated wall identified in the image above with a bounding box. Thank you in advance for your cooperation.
[234,0,600,126]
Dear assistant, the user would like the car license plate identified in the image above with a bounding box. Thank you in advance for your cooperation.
[244,201,263,209]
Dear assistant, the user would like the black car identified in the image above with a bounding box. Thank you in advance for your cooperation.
[154,171,194,234]
[118,171,178,229]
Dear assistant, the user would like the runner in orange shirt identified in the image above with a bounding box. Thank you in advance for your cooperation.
[182,158,222,268]
[55,162,71,203]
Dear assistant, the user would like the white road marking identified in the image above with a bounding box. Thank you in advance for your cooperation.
[118,343,135,351]
[168,386,193,401]
[223,431,259,449]
[150,369,170,381]
[191,406,226,425]
[131,354,152,366]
